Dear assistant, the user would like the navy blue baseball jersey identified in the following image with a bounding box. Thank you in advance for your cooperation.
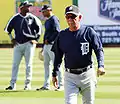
[4,13,42,44]
[43,15,60,44]
[52,26,104,76]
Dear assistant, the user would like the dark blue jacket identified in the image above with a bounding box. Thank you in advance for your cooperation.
[4,13,42,44]
[52,26,104,77]
[43,15,60,44]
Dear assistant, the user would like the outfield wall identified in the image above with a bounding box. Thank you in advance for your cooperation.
[75,0,120,46]
[1,0,120,47]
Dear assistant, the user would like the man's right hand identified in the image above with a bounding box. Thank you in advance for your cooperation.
[11,39,18,46]
[52,77,58,88]
[30,40,38,44]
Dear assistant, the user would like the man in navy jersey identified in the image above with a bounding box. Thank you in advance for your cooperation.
[52,5,105,104]
[4,1,42,90]
[36,4,63,91]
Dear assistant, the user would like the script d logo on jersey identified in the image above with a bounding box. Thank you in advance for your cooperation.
[81,42,89,55]
[99,0,120,21]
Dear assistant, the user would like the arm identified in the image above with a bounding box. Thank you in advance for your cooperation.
[33,15,43,37]
[34,17,43,41]
[4,16,18,46]
[51,36,63,88]
[47,28,60,43]
[47,16,60,43]
[30,14,43,44]
[90,28,105,77]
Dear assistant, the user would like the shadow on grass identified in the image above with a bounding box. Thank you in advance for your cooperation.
[0,90,30,94]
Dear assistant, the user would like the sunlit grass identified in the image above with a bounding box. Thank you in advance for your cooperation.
[0,48,120,104]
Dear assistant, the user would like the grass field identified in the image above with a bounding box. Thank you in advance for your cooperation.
[0,48,120,104]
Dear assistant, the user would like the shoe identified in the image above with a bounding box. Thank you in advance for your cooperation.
[55,86,64,91]
[36,86,49,91]
[24,86,31,90]
[5,86,15,90]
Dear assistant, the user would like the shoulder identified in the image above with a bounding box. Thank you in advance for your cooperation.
[60,28,69,33]
[27,13,39,20]
[27,13,42,23]
[84,26,96,33]
[10,13,20,19]
[7,13,20,23]
[80,26,97,35]
[50,15,59,22]
[85,26,99,39]
[27,13,35,17]
[59,28,69,36]
[52,15,59,19]
[14,13,20,17]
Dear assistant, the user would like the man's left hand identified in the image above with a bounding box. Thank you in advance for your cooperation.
[97,67,105,77]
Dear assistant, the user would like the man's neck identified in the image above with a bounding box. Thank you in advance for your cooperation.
[69,25,80,31]
[20,12,27,16]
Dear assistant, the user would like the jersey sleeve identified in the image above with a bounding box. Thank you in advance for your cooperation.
[47,16,60,43]
[52,16,60,32]
[89,27,104,68]
[51,34,63,77]
[34,15,43,36]
[4,16,15,34]
[25,13,43,40]
[33,15,43,41]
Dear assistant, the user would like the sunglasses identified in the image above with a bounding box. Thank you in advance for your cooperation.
[66,14,77,19]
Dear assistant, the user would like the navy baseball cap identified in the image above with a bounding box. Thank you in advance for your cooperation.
[19,1,33,8]
[65,5,82,16]
[39,4,52,12]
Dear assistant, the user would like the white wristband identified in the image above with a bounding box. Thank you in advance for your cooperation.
[9,34,13,40]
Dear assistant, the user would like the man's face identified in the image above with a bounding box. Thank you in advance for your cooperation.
[42,10,49,17]
[65,13,81,28]
[21,6,30,13]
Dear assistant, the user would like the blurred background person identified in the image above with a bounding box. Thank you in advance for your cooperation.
[4,0,42,90]
[36,4,63,91]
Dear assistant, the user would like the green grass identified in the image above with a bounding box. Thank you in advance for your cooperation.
[0,48,120,104]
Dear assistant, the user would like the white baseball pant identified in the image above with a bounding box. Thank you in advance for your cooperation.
[64,67,97,104]
[43,44,63,88]
[10,41,36,89]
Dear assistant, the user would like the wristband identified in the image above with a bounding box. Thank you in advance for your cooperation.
[9,34,13,40]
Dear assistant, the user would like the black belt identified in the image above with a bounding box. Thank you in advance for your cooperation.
[65,65,92,75]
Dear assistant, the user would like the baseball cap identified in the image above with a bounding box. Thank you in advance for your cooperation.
[19,1,33,9]
[39,4,52,12]
[65,5,82,16]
